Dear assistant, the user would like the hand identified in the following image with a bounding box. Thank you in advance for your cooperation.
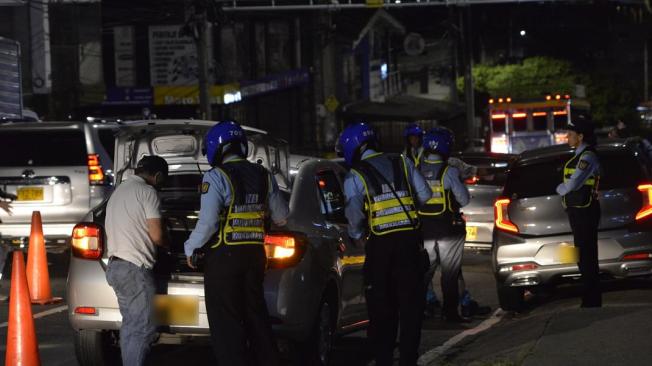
[186,256,196,269]
[0,201,12,215]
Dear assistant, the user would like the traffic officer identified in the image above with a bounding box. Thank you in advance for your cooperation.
[556,116,602,308]
[339,122,431,366]
[403,123,425,167]
[417,128,471,322]
[184,121,289,366]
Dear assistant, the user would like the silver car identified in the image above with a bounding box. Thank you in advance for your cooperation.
[493,139,652,311]
[67,120,367,365]
[0,122,116,252]
[454,153,515,251]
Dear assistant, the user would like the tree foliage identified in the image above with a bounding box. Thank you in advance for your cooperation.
[459,57,640,126]
[458,57,576,99]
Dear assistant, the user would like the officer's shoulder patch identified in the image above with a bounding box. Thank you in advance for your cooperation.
[578,160,589,170]
[201,182,210,194]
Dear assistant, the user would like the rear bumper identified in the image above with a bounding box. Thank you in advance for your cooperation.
[494,228,652,287]
[0,223,75,251]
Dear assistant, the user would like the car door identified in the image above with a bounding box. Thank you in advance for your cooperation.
[314,168,367,326]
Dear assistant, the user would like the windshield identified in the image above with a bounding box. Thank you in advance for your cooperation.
[0,129,87,166]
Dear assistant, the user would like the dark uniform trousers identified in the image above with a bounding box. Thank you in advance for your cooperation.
[567,201,602,307]
[364,229,425,366]
[203,244,280,366]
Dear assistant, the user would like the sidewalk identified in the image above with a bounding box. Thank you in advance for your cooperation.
[427,304,652,366]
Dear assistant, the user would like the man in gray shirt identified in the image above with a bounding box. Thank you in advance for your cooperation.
[105,156,169,366]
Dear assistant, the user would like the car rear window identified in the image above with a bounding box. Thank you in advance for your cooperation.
[505,149,644,199]
[0,129,87,166]
[459,156,513,186]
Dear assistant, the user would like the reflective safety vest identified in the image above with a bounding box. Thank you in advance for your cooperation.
[403,147,424,168]
[213,160,269,247]
[562,148,599,208]
[417,160,459,217]
[352,154,419,236]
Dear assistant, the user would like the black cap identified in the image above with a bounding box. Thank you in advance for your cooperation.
[135,155,168,176]
[567,114,595,137]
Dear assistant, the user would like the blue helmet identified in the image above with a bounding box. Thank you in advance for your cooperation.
[337,122,377,166]
[423,127,453,156]
[203,121,248,166]
[404,123,424,137]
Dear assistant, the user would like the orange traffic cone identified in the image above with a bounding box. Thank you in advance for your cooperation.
[5,251,42,366]
[25,211,62,305]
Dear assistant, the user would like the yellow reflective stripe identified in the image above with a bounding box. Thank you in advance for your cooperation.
[223,226,265,233]
[228,212,265,219]
[370,197,414,211]
[563,168,596,186]
[371,211,418,226]
[363,152,383,160]
[423,160,443,164]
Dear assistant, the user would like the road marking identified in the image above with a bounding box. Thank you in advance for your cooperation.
[417,309,505,366]
[0,305,68,329]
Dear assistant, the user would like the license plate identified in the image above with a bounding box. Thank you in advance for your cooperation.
[466,226,478,241]
[16,187,44,201]
[154,295,198,326]
[557,243,579,264]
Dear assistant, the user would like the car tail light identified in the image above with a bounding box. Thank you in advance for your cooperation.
[635,184,652,221]
[491,135,509,154]
[498,263,538,272]
[264,232,306,269]
[74,306,98,315]
[71,223,103,260]
[622,252,652,261]
[494,198,519,233]
[465,176,480,185]
[88,154,106,185]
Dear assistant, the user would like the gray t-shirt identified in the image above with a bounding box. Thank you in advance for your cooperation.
[106,175,161,269]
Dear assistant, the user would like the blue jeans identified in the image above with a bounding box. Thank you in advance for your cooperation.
[106,259,157,366]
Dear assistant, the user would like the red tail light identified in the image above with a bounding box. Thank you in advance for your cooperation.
[71,223,103,260]
[622,252,652,261]
[87,154,106,185]
[494,198,519,233]
[264,232,306,269]
[465,176,480,185]
[635,184,652,221]
[74,306,98,315]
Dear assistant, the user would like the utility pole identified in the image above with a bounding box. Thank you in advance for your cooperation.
[645,38,649,102]
[460,5,476,139]
[189,0,212,120]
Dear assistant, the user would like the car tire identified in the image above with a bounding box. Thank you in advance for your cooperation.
[293,297,335,366]
[497,285,525,312]
[74,329,119,366]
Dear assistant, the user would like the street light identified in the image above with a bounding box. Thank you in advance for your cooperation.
[520,30,526,37]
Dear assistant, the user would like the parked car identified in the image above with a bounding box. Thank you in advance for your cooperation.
[68,120,367,365]
[493,138,652,311]
[0,122,117,252]
[454,152,516,251]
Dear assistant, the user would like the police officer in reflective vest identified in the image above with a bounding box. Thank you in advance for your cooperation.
[339,122,431,366]
[556,116,602,308]
[418,128,471,322]
[184,121,289,365]
[403,123,425,168]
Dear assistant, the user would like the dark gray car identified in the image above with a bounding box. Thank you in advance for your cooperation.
[67,121,367,366]
[493,139,652,311]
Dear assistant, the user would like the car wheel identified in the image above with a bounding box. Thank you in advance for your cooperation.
[294,298,335,366]
[74,329,120,366]
[497,285,525,312]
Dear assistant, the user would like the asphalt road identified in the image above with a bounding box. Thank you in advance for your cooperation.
[2,249,650,366]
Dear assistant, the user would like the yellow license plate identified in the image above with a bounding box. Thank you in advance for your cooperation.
[154,295,198,326]
[17,187,44,201]
[466,226,478,241]
[557,243,579,264]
